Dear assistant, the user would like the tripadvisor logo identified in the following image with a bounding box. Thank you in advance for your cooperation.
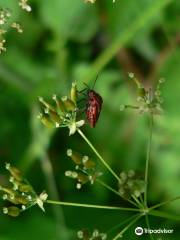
[135,227,174,235]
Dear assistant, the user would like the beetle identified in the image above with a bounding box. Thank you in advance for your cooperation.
[86,89,103,128]
[82,76,103,128]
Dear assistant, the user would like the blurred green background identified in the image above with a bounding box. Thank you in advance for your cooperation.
[0,0,180,239]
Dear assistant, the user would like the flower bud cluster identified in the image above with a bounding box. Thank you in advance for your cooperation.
[0,1,32,54]
[118,170,145,199]
[0,163,48,217]
[77,229,107,240]
[38,82,85,135]
[65,149,102,189]
[19,0,32,12]
[120,73,165,115]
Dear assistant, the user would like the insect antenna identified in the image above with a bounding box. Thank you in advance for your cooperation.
[92,74,99,90]
[83,82,90,89]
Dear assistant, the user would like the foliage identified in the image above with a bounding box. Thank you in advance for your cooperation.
[0,0,180,240]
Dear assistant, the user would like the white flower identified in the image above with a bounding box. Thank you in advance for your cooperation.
[68,120,85,136]
[84,0,96,3]
[19,0,32,12]
[36,191,48,212]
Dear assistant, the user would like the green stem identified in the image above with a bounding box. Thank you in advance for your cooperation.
[96,179,138,207]
[148,209,180,221]
[145,215,155,240]
[46,200,139,212]
[144,114,153,207]
[107,213,139,234]
[132,195,144,209]
[112,214,143,240]
[150,195,180,210]
[140,195,144,205]
[77,129,120,181]
[125,105,139,109]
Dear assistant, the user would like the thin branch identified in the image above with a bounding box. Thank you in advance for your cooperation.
[112,214,143,240]
[96,178,138,207]
[77,129,120,182]
[144,114,153,206]
[46,200,140,212]
[150,195,180,210]
[148,210,180,221]
[145,215,155,240]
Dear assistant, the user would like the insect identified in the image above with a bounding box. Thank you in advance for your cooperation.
[84,77,103,128]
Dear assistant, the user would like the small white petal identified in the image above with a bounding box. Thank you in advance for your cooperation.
[69,122,76,135]
[36,191,48,212]
[76,120,85,128]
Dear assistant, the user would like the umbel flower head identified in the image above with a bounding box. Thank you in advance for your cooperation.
[118,170,145,199]
[77,229,107,240]
[65,149,102,189]
[38,82,85,135]
[120,73,165,115]
[0,163,48,217]
[0,1,31,54]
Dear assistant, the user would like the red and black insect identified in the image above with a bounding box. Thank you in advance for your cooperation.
[79,76,103,128]
[86,89,103,128]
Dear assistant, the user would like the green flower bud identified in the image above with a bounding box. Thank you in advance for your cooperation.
[138,87,146,98]
[82,156,95,169]
[61,96,75,111]
[120,171,127,181]
[1,186,16,196]
[52,94,66,113]
[67,149,82,165]
[128,170,135,178]
[38,97,55,112]
[48,109,61,124]
[18,183,33,193]
[70,82,78,104]
[38,113,55,128]
[2,193,20,205]
[133,190,141,198]
[3,206,20,217]
[76,183,82,189]
[65,171,78,179]
[119,187,125,196]
[15,195,29,205]
[77,172,89,184]
[7,166,23,182]
[77,230,84,239]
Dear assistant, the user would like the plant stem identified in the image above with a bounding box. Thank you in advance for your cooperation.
[107,213,139,235]
[77,129,120,181]
[144,114,153,207]
[148,209,180,221]
[140,194,144,205]
[112,214,143,240]
[46,200,140,212]
[150,195,180,210]
[132,195,144,209]
[96,179,138,207]
[145,215,155,240]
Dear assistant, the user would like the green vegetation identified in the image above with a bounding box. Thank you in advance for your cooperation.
[0,0,179,239]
